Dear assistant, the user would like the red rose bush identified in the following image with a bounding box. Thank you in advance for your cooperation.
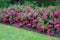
[0,5,60,36]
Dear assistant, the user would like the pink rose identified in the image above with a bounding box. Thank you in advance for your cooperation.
[26,23,31,27]
[23,9,28,13]
[9,6,14,10]
[24,20,28,24]
[54,10,60,16]
[42,14,47,18]
[27,6,31,10]
[42,8,46,13]
[10,10,14,13]
[13,17,18,22]
[36,17,40,20]
[36,23,42,29]
[47,29,50,36]
[28,17,34,21]
[28,12,32,17]
[18,23,22,28]
[47,29,50,33]
[54,19,59,25]
[49,19,53,24]
[46,25,51,30]
[10,22,13,25]
[51,33,54,36]
[5,14,10,17]
[54,24,60,30]
[47,32,50,36]
[2,9,7,13]
[2,18,6,23]
[18,5,23,9]
[16,13,19,17]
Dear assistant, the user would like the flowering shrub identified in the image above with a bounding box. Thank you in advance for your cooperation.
[0,5,60,36]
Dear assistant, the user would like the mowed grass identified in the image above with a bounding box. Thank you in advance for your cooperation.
[0,23,60,40]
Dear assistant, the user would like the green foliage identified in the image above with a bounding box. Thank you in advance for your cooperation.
[0,0,57,8]
[0,0,11,8]
[56,0,60,5]
[22,1,37,8]
[0,13,4,19]
[21,0,56,6]
[55,6,60,10]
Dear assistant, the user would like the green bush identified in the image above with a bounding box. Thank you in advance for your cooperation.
[25,0,56,6]
[55,6,60,10]
[0,0,57,8]
[0,0,11,8]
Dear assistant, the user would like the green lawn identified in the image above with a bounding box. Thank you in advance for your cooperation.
[0,23,60,40]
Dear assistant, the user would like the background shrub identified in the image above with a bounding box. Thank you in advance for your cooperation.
[0,0,57,8]
[25,0,56,6]
[0,0,11,8]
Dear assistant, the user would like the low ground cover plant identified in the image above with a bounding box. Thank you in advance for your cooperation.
[0,5,60,36]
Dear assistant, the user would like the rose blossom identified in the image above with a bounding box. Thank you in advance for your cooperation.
[18,23,22,28]
[26,23,31,27]
[36,23,42,29]
[2,9,7,13]
[42,8,46,13]
[13,17,18,22]
[46,25,51,30]
[54,10,60,16]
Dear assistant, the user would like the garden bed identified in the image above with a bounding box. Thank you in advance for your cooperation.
[0,5,60,37]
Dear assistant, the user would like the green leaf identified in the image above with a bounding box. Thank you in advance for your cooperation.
[41,26,46,29]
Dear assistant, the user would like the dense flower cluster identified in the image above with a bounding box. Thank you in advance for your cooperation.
[0,5,60,36]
